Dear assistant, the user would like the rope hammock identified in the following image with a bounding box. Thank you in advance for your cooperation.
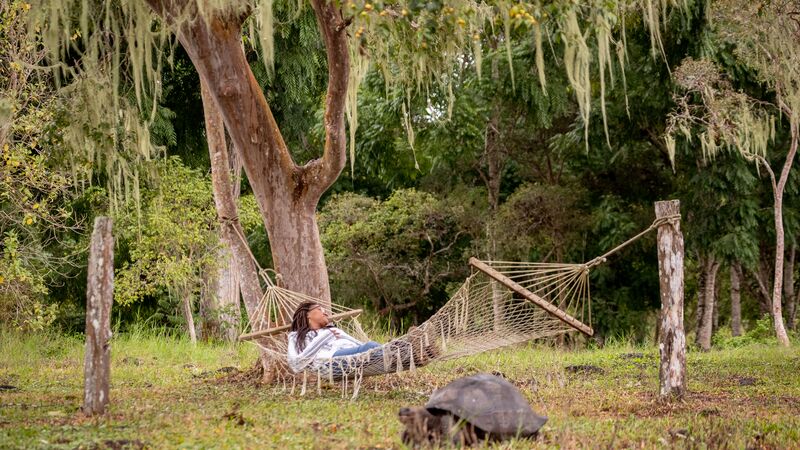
[236,214,679,398]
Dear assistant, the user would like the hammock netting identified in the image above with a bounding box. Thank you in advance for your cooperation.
[241,258,594,398]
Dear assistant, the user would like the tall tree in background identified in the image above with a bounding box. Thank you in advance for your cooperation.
[667,0,800,346]
[681,154,760,349]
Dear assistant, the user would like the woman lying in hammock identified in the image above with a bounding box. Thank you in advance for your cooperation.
[287,301,381,373]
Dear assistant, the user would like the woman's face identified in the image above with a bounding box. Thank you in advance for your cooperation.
[307,305,330,330]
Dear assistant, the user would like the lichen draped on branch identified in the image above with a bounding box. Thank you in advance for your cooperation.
[25,0,687,184]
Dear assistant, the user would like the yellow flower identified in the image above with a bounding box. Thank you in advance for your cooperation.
[33,203,40,210]
[24,216,33,225]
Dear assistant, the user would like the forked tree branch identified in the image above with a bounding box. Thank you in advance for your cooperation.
[303,0,351,200]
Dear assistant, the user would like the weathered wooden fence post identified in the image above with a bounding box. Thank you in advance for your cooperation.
[655,200,686,400]
[84,217,113,416]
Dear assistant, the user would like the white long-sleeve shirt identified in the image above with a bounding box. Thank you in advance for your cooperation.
[287,327,363,373]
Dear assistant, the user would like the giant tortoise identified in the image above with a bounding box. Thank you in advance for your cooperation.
[398,373,547,447]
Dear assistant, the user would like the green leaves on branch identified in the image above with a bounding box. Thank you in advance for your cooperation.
[492,183,590,261]
[319,188,484,319]
[114,158,259,310]
[1,1,83,330]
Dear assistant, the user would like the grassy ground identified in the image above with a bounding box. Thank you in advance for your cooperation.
[1,328,799,449]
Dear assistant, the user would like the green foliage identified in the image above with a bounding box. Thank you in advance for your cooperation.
[114,158,219,309]
[3,0,796,344]
[113,157,261,329]
[0,232,56,329]
[320,188,484,323]
[713,315,785,349]
[492,183,590,261]
[0,1,85,330]
[680,152,761,266]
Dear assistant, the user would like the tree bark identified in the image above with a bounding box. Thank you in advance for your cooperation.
[753,254,773,317]
[697,256,720,351]
[730,262,743,337]
[481,104,505,331]
[84,217,113,416]
[770,183,792,346]
[197,281,219,341]
[712,272,720,334]
[784,244,796,331]
[147,1,350,307]
[182,287,197,344]
[202,80,262,339]
[695,255,706,340]
[209,251,241,341]
[655,200,686,400]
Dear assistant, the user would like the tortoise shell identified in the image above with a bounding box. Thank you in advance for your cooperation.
[425,373,547,438]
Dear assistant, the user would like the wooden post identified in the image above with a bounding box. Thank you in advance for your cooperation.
[84,217,113,416]
[655,200,686,400]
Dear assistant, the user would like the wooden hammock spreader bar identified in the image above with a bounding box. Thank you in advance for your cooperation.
[469,258,594,337]
[238,309,364,341]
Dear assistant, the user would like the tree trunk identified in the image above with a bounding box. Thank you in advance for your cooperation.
[763,125,797,346]
[770,193,791,346]
[197,281,218,341]
[84,217,113,416]
[202,80,262,339]
[784,244,796,331]
[182,287,197,344]
[790,265,798,331]
[753,255,773,317]
[730,263,743,337]
[655,200,686,400]
[712,273,720,334]
[482,104,504,331]
[147,1,351,307]
[214,249,242,341]
[695,256,707,340]
[697,256,720,351]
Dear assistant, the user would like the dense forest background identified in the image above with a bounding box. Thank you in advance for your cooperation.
[1,0,798,347]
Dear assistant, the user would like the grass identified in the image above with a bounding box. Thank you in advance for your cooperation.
[1,328,799,449]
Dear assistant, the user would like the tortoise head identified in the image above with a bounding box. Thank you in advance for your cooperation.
[398,407,444,446]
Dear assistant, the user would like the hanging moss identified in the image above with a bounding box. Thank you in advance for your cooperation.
[666,58,776,165]
[25,0,688,181]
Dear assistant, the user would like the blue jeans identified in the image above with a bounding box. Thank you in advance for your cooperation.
[325,341,384,379]
[332,341,381,357]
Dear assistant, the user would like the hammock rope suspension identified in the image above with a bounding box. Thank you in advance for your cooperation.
[235,214,679,398]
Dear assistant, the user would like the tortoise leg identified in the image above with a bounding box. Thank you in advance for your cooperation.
[399,407,442,448]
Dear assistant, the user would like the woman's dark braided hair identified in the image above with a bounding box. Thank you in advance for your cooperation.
[291,301,320,352]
